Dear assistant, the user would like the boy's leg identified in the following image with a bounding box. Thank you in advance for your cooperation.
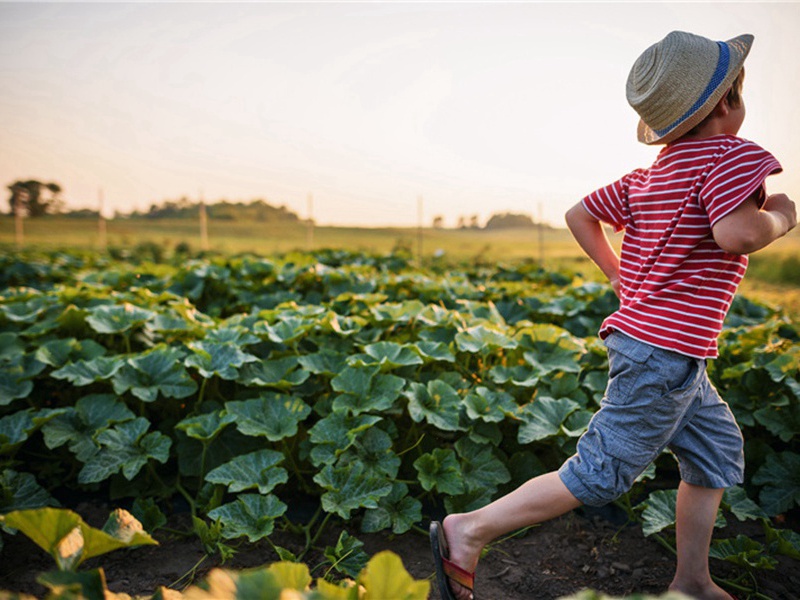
[441,471,582,600]
[669,481,734,600]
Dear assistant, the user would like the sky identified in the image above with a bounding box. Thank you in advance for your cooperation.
[1,1,799,228]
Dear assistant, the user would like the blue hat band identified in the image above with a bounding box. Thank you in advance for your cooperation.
[653,41,731,137]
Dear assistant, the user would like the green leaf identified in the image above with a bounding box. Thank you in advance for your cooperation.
[721,486,768,521]
[332,372,406,416]
[411,341,455,364]
[413,448,465,495]
[752,452,800,515]
[37,569,108,600]
[0,470,58,513]
[404,380,462,431]
[50,356,122,387]
[324,531,370,579]
[185,341,259,380]
[0,355,45,405]
[34,338,105,368]
[753,403,800,443]
[709,535,777,569]
[85,303,154,334]
[42,394,135,461]
[640,490,725,537]
[517,396,579,444]
[131,497,167,534]
[357,341,423,370]
[361,483,422,535]
[763,346,800,382]
[518,324,585,374]
[313,462,393,520]
[358,550,430,600]
[205,449,288,494]
[455,438,511,494]
[225,393,311,441]
[78,418,171,484]
[112,345,197,402]
[0,507,157,571]
[175,411,236,442]
[0,410,35,453]
[255,315,314,344]
[455,325,517,354]
[337,427,401,480]
[266,562,312,592]
[765,524,800,560]
[207,494,288,542]
[236,356,310,390]
[307,412,383,467]
[297,349,349,375]
[489,363,543,388]
[464,387,518,423]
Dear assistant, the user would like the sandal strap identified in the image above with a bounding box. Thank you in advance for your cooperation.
[442,557,474,591]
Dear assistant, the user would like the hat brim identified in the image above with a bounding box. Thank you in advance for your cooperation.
[637,33,753,145]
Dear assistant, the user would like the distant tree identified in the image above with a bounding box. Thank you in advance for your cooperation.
[484,212,536,230]
[469,215,480,229]
[457,216,466,229]
[432,215,444,229]
[7,180,63,217]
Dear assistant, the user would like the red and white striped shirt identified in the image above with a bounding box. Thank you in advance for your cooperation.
[583,134,782,359]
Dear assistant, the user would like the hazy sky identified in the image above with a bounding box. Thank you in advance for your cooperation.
[1,2,799,227]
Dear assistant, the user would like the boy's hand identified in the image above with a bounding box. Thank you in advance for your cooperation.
[763,193,797,233]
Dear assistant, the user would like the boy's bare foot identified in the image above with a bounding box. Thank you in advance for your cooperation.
[441,514,485,600]
[668,580,736,600]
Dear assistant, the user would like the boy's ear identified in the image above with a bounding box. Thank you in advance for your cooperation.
[711,92,731,117]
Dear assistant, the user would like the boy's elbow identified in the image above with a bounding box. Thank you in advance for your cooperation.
[713,229,762,255]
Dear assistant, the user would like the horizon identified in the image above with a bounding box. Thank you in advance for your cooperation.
[2,2,799,229]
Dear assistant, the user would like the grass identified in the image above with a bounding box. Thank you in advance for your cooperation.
[1,215,797,318]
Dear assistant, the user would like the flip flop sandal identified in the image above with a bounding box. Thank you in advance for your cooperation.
[429,520,475,600]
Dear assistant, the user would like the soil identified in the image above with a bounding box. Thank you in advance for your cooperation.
[1,502,797,600]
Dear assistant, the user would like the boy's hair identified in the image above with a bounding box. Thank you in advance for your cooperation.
[684,68,745,137]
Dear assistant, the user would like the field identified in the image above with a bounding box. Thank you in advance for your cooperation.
[0,218,799,600]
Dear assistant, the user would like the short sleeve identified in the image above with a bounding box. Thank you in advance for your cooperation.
[581,171,641,232]
[699,140,782,226]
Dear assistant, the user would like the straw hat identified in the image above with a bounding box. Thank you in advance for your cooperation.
[627,31,753,145]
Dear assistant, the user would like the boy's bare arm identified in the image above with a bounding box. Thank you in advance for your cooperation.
[712,192,797,254]
[565,202,621,296]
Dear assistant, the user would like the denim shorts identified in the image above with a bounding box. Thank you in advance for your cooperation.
[559,331,745,506]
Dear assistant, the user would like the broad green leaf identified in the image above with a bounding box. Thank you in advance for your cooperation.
[78,418,171,484]
[404,380,462,431]
[0,410,35,453]
[324,531,370,579]
[753,403,800,443]
[175,411,236,442]
[337,427,401,479]
[203,324,260,346]
[313,462,393,519]
[489,363,543,388]
[225,393,311,441]
[205,449,288,494]
[709,535,777,569]
[413,448,465,495]
[455,325,517,354]
[455,438,511,494]
[722,486,768,521]
[0,294,54,323]
[763,346,800,382]
[255,316,313,344]
[0,507,157,570]
[765,525,800,560]
[51,356,122,387]
[752,452,800,515]
[518,324,585,374]
[0,355,45,405]
[517,396,579,444]
[464,387,518,423]
[357,341,423,370]
[34,338,105,368]
[359,550,430,600]
[332,372,405,416]
[0,332,24,360]
[131,497,167,534]
[37,569,108,599]
[266,561,311,592]
[562,409,593,438]
[42,394,136,461]
[183,567,281,600]
[207,494,287,542]
[0,469,58,513]
[236,356,310,389]
[297,349,349,375]
[185,341,259,380]
[640,490,725,537]
[370,300,426,324]
[112,345,197,402]
[331,363,379,397]
[362,483,422,535]
[411,341,455,363]
[307,412,383,467]
[85,303,154,334]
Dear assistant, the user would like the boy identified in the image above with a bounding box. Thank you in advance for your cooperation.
[429,31,797,600]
